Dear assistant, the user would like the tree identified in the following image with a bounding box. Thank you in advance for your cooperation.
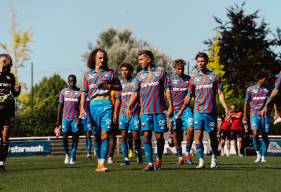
[83,28,172,75]
[13,74,67,136]
[0,8,32,78]
[205,3,281,97]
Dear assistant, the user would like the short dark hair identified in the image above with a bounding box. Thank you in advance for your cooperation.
[119,62,134,72]
[68,74,77,81]
[195,52,208,63]
[256,71,268,80]
[172,59,186,68]
[138,50,154,64]
[0,53,13,66]
[87,48,108,70]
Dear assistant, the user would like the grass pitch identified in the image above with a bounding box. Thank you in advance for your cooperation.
[1,155,281,192]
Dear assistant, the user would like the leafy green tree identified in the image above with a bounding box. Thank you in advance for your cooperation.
[13,74,67,136]
[83,28,172,75]
[205,3,281,97]
[0,8,32,78]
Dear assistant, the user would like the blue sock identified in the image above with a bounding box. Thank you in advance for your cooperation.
[134,138,142,157]
[144,139,153,163]
[121,141,128,159]
[71,138,78,161]
[86,137,92,155]
[63,138,69,155]
[186,144,191,154]
[196,143,204,159]
[252,137,260,152]
[93,139,101,159]
[176,146,183,157]
[261,137,268,157]
[100,138,109,160]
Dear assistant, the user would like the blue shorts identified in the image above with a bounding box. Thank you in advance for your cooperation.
[89,99,113,134]
[194,112,217,133]
[251,114,270,134]
[119,115,140,131]
[82,116,92,133]
[172,109,193,132]
[141,113,167,133]
[62,118,79,133]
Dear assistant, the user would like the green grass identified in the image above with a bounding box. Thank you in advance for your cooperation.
[1,155,281,192]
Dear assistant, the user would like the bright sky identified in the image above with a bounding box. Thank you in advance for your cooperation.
[0,0,280,90]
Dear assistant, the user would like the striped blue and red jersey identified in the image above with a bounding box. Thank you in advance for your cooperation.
[188,69,223,113]
[245,84,270,116]
[80,68,115,98]
[167,74,191,111]
[275,71,281,92]
[116,77,140,116]
[59,86,81,120]
[134,66,167,115]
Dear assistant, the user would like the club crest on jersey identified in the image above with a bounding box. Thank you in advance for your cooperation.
[142,122,146,127]
[172,80,179,84]
[154,72,160,78]
[140,74,146,80]
[134,120,140,126]
[194,121,199,125]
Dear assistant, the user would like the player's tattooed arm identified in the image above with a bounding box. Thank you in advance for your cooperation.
[243,101,248,123]
[177,94,192,119]
[114,98,121,124]
[79,92,87,119]
[165,88,173,118]
[126,92,138,120]
[56,103,63,126]
[218,90,228,115]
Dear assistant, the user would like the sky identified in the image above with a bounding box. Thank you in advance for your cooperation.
[0,0,280,91]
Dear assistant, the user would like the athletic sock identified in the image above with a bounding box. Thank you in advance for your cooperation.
[121,141,129,159]
[186,143,192,154]
[261,137,269,157]
[196,143,204,159]
[156,137,165,160]
[176,146,183,158]
[93,138,101,159]
[63,138,69,155]
[86,137,92,156]
[71,137,79,161]
[252,137,260,152]
[100,138,109,160]
[144,138,153,163]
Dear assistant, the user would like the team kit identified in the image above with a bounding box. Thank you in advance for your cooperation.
[0,50,280,172]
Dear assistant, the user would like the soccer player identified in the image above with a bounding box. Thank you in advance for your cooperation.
[79,48,121,172]
[219,113,231,156]
[166,59,194,165]
[127,50,172,171]
[260,71,281,120]
[82,95,93,160]
[229,104,245,157]
[55,74,81,165]
[0,54,21,172]
[115,62,142,165]
[243,71,272,163]
[177,52,228,168]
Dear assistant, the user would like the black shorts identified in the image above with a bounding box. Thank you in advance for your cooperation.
[220,130,230,139]
[0,101,15,127]
[230,130,243,139]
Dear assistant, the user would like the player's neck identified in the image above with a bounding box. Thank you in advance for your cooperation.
[95,65,103,72]
[144,64,155,71]
[124,76,132,82]
[199,68,208,75]
[257,82,264,88]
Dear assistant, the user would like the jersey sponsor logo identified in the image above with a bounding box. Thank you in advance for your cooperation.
[252,96,266,100]
[187,118,193,123]
[172,87,188,92]
[64,98,79,102]
[194,120,199,125]
[159,119,166,127]
[141,81,159,88]
[121,92,134,96]
[195,84,213,89]
[0,83,12,87]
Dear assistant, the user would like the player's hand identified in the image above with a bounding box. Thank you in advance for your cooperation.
[113,113,118,124]
[166,107,173,119]
[54,124,61,138]
[224,107,229,116]
[260,106,268,117]
[126,108,133,120]
[98,83,111,90]
[79,108,87,119]
[14,84,21,93]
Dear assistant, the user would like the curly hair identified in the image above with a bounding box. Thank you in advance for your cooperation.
[119,62,134,72]
[172,59,186,68]
[87,48,108,70]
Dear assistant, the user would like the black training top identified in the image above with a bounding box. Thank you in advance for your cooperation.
[0,72,20,97]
